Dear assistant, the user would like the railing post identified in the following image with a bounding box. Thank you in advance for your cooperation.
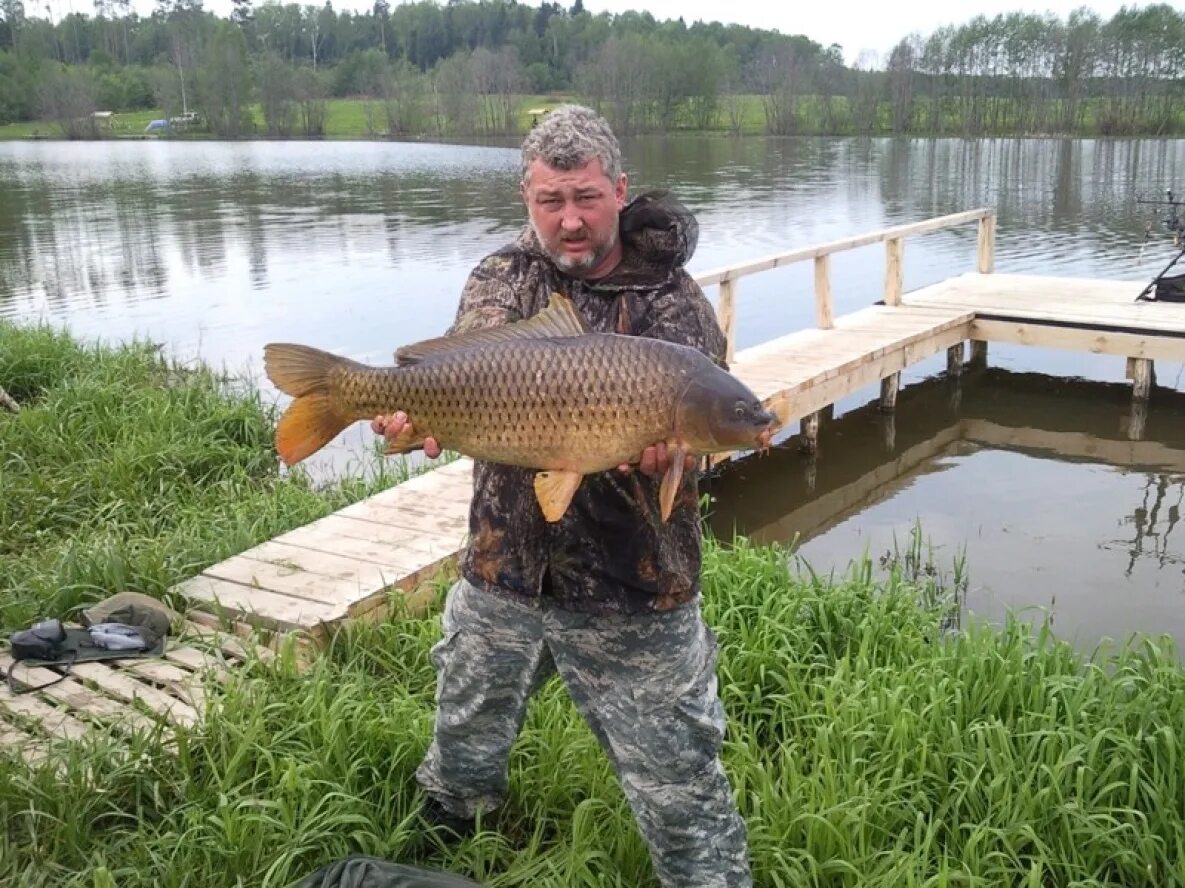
[814,255,833,329]
[884,236,904,306]
[717,278,737,365]
[977,212,996,274]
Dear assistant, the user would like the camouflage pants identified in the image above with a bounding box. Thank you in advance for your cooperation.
[415,578,752,888]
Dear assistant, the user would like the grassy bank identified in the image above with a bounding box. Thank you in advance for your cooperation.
[3,321,1185,886]
[0,319,406,630]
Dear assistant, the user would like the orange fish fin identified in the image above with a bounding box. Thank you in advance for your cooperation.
[659,446,689,523]
[533,469,583,522]
[275,393,349,466]
[382,422,427,456]
[395,293,588,365]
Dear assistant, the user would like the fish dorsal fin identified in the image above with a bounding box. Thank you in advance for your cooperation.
[395,292,589,365]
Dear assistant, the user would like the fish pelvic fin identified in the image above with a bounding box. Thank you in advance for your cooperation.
[395,292,589,365]
[263,343,354,466]
[533,469,583,522]
[383,421,427,456]
[658,445,690,523]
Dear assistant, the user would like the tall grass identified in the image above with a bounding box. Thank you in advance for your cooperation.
[0,320,408,629]
[3,535,1184,886]
[3,320,1185,887]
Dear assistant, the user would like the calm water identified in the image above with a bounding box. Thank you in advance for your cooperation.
[3,135,1185,650]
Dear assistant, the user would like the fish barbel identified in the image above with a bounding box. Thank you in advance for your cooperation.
[263,293,777,523]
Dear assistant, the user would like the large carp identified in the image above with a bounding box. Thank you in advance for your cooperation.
[263,293,777,523]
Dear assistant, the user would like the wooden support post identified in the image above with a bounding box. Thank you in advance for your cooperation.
[947,342,965,376]
[804,456,817,495]
[717,278,737,366]
[977,213,996,274]
[1126,357,1154,401]
[880,372,900,411]
[882,413,896,453]
[969,340,988,368]
[1127,400,1148,442]
[814,255,833,329]
[884,237,904,306]
[799,411,821,454]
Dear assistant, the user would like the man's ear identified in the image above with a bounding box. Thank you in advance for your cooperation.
[615,173,628,209]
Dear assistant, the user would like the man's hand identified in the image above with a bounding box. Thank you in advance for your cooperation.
[618,441,696,478]
[370,411,442,459]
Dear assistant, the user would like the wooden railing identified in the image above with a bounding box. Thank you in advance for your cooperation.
[692,207,997,363]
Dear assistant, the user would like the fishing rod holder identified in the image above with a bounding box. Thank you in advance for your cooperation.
[1136,187,1185,302]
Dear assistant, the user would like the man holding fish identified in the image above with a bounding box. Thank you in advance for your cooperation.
[367,104,761,887]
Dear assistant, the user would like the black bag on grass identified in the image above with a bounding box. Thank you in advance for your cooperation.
[5,592,174,695]
[293,855,484,888]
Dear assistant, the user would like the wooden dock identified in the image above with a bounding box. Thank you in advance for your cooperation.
[9,208,1169,652]
[164,206,1185,649]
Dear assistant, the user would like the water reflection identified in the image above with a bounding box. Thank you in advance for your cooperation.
[704,368,1185,651]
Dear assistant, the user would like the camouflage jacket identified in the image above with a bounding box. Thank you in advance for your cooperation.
[446,191,728,616]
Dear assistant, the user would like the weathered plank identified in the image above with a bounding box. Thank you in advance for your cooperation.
[0,655,163,740]
[68,661,201,728]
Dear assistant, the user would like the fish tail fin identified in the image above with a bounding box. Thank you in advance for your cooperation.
[264,343,353,466]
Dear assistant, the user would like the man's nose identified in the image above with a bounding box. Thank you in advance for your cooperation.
[559,207,583,231]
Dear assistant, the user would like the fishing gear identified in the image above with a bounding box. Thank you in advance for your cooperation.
[1135,188,1185,302]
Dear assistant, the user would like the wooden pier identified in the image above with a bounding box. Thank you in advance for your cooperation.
[8,206,1183,762]
[166,206,1185,647]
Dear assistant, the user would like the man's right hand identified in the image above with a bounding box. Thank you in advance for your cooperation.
[370,411,442,459]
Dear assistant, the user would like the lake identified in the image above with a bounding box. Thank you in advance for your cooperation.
[2,134,1185,652]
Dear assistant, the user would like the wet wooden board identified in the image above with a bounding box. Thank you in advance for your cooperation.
[0,620,274,768]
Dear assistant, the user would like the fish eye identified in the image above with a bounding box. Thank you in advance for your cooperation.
[733,401,746,418]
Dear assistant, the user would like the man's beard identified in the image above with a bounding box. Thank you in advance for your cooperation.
[533,222,618,273]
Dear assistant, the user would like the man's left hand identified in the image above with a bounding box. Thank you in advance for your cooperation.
[618,441,696,478]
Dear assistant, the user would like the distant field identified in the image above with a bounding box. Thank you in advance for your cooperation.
[0,96,574,141]
[2,94,1180,141]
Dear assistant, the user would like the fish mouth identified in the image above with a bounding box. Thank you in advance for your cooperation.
[754,410,778,452]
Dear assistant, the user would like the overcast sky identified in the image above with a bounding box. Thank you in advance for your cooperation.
[81,0,1145,65]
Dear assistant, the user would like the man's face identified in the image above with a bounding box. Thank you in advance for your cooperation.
[521,157,627,278]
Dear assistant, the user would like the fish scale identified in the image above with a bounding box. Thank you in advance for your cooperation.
[263,292,776,522]
[329,336,694,473]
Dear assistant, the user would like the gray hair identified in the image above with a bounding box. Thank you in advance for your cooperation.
[520,104,623,185]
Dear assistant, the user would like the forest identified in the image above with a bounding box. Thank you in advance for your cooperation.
[0,0,1182,139]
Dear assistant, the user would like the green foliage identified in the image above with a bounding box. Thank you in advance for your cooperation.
[0,320,407,630]
[2,523,1185,884]
[0,2,1183,139]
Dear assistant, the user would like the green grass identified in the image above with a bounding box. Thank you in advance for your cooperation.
[0,319,413,630]
[3,320,1185,886]
[3,93,1181,141]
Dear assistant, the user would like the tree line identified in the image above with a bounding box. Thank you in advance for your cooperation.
[0,0,1182,139]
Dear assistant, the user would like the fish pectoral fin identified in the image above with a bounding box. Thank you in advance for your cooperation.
[658,445,690,523]
[382,422,427,456]
[533,470,583,523]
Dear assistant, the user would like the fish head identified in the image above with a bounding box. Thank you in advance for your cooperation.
[676,368,779,453]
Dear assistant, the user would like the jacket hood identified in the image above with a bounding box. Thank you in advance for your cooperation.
[516,189,699,291]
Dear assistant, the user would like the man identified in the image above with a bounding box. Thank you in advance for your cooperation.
[373,104,752,888]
